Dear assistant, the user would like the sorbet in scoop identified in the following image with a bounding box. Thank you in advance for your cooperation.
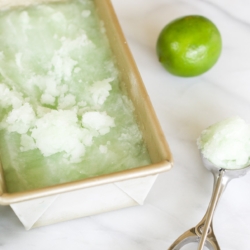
[197,117,250,169]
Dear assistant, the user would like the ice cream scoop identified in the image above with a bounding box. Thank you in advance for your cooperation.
[168,155,250,250]
[168,118,250,250]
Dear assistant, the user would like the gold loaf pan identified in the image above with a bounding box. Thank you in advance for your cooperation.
[0,0,173,206]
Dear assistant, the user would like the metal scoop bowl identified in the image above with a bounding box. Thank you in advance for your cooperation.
[168,154,250,250]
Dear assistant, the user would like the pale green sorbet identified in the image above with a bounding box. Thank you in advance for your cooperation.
[0,0,151,193]
[197,117,250,169]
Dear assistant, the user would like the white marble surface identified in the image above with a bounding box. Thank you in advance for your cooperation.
[1,0,250,249]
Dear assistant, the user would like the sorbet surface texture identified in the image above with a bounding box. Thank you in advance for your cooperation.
[0,0,151,192]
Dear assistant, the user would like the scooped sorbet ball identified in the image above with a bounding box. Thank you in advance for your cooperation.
[197,117,250,169]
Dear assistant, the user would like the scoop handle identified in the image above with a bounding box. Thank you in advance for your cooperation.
[197,169,226,250]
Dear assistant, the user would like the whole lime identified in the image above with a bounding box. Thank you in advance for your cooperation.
[156,15,222,77]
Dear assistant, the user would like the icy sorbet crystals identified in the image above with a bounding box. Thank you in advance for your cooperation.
[197,117,250,169]
[0,0,151,192]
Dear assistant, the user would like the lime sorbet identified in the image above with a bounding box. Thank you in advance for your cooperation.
[0,0,151,193]
[197,117,250,169]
